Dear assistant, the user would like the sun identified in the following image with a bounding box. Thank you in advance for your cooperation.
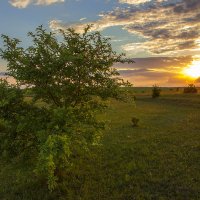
[183,60,200,78]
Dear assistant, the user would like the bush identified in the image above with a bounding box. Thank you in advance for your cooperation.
[183,84,197,93]
[152,84,161,98]
[131,117,139,127]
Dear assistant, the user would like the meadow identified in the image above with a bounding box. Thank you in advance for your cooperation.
[0,88,200,200]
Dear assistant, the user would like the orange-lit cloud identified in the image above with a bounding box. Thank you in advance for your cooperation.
[114,56,195,86]
[9,0,64,8]
[118,0,151,5]
[49,0,200,56]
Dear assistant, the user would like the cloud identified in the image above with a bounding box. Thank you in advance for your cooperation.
[113,56,193,86]
[49,19,90,33]
[9,0,64,8]
[49,0,200,56]
[47,1,200,86]
[118,0,151,5]
[173,0,200,13]
[35,0,64,5]
[80,17,87,21]
[114,56,193,71]
[9,0,31,8]
[49,19,65,31]
[118,0,168,5]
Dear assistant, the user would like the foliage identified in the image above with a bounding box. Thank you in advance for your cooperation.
[0,79,49,160]
[1,93,200,199]
[1,25,132,106]
[152,84,161,98]
[0,25,132,191]
[183,84,197,93]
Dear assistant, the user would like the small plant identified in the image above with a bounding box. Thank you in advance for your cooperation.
[183,84,197,93]
[131,117,139,127]
[152,84,161,98]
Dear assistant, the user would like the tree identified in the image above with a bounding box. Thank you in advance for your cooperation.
[183,84,197,93]
[152,84,161,98]
[0,25,132,191]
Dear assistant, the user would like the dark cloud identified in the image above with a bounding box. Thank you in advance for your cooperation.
[114,56,193,69]
[119,68,174,78]
[177,31,199,40]
[178,40,196,49]
[174,0,200,13]
[184,13,200,23]
[118,68,150,76]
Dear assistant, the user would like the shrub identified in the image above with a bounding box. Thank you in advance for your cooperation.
[183,84,197,93]
[131,117,139,127]
[152,84,161,98]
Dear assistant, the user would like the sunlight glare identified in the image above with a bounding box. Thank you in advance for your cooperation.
[183,60,200,78]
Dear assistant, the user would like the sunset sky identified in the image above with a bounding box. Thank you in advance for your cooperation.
[0,0,200,86]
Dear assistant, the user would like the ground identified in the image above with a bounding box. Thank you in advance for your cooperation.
[0,88,200,199]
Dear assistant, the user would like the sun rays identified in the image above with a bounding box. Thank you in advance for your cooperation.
[183,60,200,79]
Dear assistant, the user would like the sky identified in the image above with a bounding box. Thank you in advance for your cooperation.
[0,0,200,86]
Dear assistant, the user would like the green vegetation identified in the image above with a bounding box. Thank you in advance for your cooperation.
[0,91,200,199]
[0,26,132,192]
[0,26,200,199]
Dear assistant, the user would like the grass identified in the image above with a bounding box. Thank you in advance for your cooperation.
[0,90,200,199]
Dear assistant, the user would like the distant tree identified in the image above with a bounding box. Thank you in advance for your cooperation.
[0,25,133,191]
[183,84,197,93]
[152,84,161,98]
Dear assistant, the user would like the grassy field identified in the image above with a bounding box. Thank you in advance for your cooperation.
[0,90,200,199]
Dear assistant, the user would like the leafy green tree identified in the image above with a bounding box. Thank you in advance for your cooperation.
[152,84,161,98]
[0,25,132,191]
